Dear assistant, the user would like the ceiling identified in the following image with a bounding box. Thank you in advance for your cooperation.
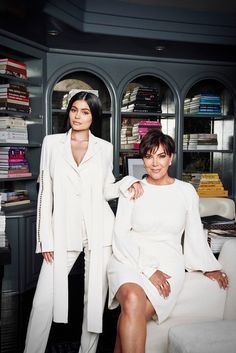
[0,0,236,62]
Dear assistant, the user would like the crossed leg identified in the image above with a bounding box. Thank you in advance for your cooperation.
[114,283,155,353]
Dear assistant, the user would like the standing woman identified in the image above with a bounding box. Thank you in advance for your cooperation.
[24,91,141,353]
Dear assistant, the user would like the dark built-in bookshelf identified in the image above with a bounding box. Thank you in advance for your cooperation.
[0,42,44,302]
[49,71,236,200]
[183,79,234,198]
[0,58,43,214]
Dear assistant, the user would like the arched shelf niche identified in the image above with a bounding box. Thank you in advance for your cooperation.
[51,70,112,141]
[118,73,177,178]
[182,77,235,198]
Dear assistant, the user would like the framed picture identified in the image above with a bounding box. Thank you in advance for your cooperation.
[126,156,146,179]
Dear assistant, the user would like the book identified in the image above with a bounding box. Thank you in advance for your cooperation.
[208,229,236,237]
[0,83,27,92]
[0,102,30,113]
[0,58,26,69]
[0,65,27,77]
[2,199,30,207]
[207,233,230,253]
[201,215,236,225]
[0,69,27,80]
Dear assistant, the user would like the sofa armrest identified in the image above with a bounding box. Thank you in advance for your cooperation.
[199,197,235,219]
[218,239,236,319]
[170,272,226,320]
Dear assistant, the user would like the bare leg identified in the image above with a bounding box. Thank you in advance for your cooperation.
[114,283,155,353]
[114,316,121,353]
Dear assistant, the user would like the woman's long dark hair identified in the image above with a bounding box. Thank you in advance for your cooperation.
[64,91,102,136]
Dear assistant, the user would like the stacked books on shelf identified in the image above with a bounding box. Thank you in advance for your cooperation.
[183,133,218,150]
[121,123,139,150]
[183,173,228,197]
[121,87,162,113]
[0,116,28,143]
[0,58,27,80]
[0,82,30,113]
[120,119,162,150]
[184,94,222,115]
[207,228,236,253]
[0,200,7,247]
[201,215,236,253]
[0,146,32,178]
[0,189,30,208]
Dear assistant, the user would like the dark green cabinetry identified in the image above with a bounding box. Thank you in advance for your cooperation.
[0,35,45,295]
[3,212,42,293]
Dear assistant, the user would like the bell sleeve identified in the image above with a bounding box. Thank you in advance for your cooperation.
[36,136,54,253]
[183,184,222,272]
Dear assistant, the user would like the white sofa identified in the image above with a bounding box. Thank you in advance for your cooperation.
[146,197,236,353]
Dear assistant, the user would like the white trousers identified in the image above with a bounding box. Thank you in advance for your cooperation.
[24,244,112,353]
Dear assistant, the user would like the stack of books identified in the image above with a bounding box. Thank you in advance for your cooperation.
[201,215,236,253]
[0,82,30,113]
[121,87,162,113]
[120,119,162,150]
[133,120,162,149]
[0,58,27,80]
[0,116,28,143]
[183,133,218,150]
[197,173,228,197]
[208,229,236,253]
[184,94,222,115]
[183,173,228,197]
[0,146,32,178]
[0,189,30,208]
[121,123,139,150]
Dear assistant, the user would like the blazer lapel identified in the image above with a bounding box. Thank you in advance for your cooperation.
[60,129,78,173]
[80,131,99,166]
[60,130,100,173]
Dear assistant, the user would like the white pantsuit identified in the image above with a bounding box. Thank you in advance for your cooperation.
[24,244,112,353]
[24,130,136,353]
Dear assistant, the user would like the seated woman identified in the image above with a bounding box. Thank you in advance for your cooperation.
[107,129,229,353]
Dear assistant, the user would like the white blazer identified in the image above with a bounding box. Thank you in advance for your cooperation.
[36,129,135,332]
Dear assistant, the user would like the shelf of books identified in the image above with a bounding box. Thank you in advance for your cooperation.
[51,71,112,142]
[0,56,42,215]
[200,214,236,254]
[119,76,176,177]
[182,79,234,198]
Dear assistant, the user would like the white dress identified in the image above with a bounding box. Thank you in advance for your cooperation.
[107,178,221,324]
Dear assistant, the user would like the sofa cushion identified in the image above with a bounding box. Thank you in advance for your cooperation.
[218,239,236,320]
[146,316,223,353]
[168,319,236,353]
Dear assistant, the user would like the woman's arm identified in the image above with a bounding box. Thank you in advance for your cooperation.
[183,184,222,272]
[182,184,228,288]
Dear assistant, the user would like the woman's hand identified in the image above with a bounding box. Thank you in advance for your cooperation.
[42,251,54,264]
[149,270,171,299]
[204,270,228,289]
[128,181,144,199]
